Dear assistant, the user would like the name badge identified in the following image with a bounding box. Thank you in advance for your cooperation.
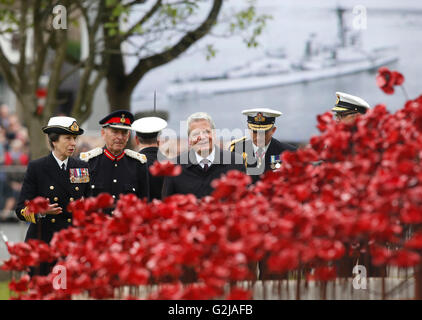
[270,155,282,170]
[69,168,90,183]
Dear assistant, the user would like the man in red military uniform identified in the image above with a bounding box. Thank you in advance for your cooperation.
[80,110,149,203]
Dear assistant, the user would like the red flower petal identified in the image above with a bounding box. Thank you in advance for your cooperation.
[389,250,421,268]
[226,287,252,300]
[149,160,182,176]
[404,233,422,250]
[392,71,405,85]
[310,266,337,281]
[25,197,50,214]
[381,85,395,95]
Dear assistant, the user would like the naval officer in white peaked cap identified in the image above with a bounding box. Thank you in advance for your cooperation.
[230,107,297,184]
[332,91,371,124]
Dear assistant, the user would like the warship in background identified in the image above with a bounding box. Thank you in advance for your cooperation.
[166,7,399,99]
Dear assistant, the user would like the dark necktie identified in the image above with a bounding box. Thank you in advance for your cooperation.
[201,159,210,172]
[61,163,66,171]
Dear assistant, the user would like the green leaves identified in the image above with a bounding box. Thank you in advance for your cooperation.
[205,44,217,61]
[104,21,119,36]
[229,3,272,48]
[104,0,130,36]
[0,6,19,27]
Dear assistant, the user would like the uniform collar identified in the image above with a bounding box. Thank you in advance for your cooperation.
[104,148,125,161]
[139,146,159,153]
[52,151,69,170]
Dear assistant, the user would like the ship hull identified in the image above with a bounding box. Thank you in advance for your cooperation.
[166,54,398,99]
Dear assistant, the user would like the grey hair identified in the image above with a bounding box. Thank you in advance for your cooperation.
[187,112,215,135]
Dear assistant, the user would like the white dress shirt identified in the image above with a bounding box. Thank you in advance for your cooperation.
[252,140,271,157]
[195,147,216,169]
[52,152,69,170]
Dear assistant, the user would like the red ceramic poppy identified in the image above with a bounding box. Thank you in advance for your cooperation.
[149,160,182,176]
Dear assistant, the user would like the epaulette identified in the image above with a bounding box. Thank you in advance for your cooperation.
[80,147,103,162]
[124,149,147,164]
[229,136,247,152]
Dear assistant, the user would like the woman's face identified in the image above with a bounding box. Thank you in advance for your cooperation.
[53,134,77,159]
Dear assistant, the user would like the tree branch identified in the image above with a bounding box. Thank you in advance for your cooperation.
[121,0,162,42]
[17,0,28,91]
[32,0,55,88]
[125,0,223,91]
[44,28,68,116]
[123,0,147,9]
[72,0,106,120]
[0,45,18,94]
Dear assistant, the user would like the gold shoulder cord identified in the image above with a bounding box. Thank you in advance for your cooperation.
[242,152,248,168]
[230,144,235,152]
[21,206,36,224]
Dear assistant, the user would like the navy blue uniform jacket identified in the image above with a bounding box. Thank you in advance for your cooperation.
[15,153,91,244]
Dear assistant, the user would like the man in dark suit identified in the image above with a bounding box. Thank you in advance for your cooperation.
[132,116,168,200]
[230,108,297,184]
[80,110,149,202]
[162,112,245,199]
[15,116,91,275]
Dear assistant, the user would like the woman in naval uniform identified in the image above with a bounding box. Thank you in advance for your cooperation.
[15,116,91,275]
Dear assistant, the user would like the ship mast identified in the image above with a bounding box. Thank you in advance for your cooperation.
[336,7,347,48]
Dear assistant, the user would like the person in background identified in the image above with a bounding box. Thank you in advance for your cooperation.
[0,103,10,129]
[331,91,370,124]
[4,139,29,166]
[132,116,167,200]
[330,92,385,278]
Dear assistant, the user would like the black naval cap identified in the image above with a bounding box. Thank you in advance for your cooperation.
[99,110,134,130]
[42,116,84,135]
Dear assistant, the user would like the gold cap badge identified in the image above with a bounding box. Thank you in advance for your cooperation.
[254,113,266,123]
[70,121,79,132]
[120,114,126,123]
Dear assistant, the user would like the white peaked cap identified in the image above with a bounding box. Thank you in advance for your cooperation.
[332,92,370,113]
[132,116,167,134]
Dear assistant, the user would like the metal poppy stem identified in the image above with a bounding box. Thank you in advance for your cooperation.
[382,275,386,300]
[400,85,409,101]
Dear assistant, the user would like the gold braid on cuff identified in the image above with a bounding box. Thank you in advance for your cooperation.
[20,206,36,224]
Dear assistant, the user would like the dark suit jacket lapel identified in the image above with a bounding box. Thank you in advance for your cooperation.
[265,138,275,167]
[185,148,199,169]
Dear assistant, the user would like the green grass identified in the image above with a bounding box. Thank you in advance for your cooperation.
[0,281,10,300]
